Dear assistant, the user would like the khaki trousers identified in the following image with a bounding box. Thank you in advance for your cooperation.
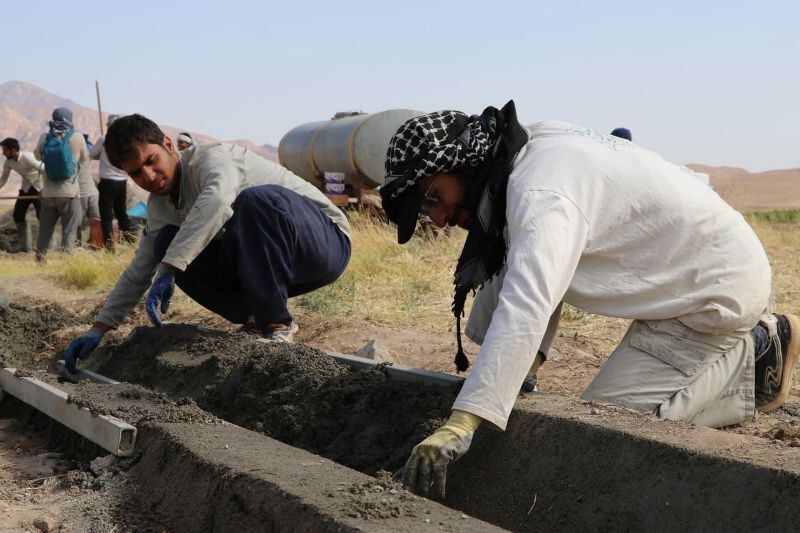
[581,318,756,428]
[466,269,758,428]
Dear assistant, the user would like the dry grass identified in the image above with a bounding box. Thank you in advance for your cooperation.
[750,218,800,317]
[0,244,136,291]
[295,211,467,328]
[0,212,797,332]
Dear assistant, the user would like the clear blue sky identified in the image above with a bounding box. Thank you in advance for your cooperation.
[7,0,799,171]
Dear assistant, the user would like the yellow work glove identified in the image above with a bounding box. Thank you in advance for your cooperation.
[402,409,482,500]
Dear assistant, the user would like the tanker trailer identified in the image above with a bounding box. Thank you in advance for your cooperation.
[278,109,425,192]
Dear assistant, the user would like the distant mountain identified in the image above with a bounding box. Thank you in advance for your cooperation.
[688,164,800,211]
[0,81,278,161]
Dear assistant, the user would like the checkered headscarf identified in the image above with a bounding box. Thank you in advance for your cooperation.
[382,111,495,202]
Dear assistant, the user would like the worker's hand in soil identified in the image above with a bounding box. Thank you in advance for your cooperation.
[146,265,176,327]
[402,409,482,500]
[64,326,105,373]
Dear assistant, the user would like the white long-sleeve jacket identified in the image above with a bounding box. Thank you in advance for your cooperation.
[89,136,129,181]
[0,152,43,191]
[453,121,771,430]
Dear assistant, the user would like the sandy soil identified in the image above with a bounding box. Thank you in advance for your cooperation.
[0,406,64,532]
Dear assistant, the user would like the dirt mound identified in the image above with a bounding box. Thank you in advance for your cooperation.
[0,210,40,252]
[85,324,459,474]
[0,223,16,252]
[0,302,82,368]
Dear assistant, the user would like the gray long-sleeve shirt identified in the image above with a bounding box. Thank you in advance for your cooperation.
[96,143,351,327]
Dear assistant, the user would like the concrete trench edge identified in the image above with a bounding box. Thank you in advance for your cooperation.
[445,394,800,531]
[129,420,503,532]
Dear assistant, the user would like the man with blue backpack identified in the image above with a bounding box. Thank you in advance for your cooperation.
[34,107,89,261]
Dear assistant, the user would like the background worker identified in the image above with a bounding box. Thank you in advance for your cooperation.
[380,103,799,499]
[0,137,43,253]
[63,114,351,372]
[610,127,632,141]
[34,107,89,261]
[175,132,194,150]
[90,114,135,250]
[78,134,100,245]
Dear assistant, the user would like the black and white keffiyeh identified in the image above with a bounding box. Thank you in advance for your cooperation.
[381,101,529,371]
[383,110,493,200]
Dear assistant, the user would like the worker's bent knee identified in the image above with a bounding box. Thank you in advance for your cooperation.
[232,185,292,214]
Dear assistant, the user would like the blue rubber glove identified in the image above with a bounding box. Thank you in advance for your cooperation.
[64,326,105,373]
[146,265,176,327]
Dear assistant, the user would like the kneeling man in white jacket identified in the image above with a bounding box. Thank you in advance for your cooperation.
[380,101,799,499]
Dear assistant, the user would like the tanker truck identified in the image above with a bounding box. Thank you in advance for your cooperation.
[278,109,425,205]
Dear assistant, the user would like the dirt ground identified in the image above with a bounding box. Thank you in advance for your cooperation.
[2,250,800,529]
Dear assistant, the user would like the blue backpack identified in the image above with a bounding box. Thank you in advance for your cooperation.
[42,130,77,182]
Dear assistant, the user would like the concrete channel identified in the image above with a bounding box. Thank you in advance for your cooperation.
[7,340,800,531]
[448,394,800,531]
[320,349,800,531]
[131,420,502,532]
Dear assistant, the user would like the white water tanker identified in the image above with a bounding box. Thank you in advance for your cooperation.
[278,109,425,190]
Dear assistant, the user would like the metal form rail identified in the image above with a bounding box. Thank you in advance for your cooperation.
[323,350,465,387]
[0,367,136,456]
[55,361,120,385]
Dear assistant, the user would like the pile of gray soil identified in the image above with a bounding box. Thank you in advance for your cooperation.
[0,302,82,368]
[84,324,460,474]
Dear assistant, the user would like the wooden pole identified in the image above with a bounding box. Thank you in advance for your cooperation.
[95,80,105,136]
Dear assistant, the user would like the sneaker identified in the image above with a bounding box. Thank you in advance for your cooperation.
[755,314,800,413]
[261,322,299,343]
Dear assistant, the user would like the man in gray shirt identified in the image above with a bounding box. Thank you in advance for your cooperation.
[64,114,351,372]
[34,107,89,261]
[0,137,43,252]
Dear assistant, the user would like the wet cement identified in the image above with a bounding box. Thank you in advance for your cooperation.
[127,421,500,532]
[83,324,459,475]
[0,307,493,530]
[9,304,800,530]
[79,324,800,531]
[446,394,800,531]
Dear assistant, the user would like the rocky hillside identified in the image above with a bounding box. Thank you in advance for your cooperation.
[0,81,278,161]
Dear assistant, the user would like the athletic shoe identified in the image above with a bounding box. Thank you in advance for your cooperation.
[261,322,299,343]
[755,314,800,413]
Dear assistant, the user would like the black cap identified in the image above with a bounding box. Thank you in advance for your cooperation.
[381,176,425,244]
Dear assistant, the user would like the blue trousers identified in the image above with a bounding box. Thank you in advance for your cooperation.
[154,185,350,327]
